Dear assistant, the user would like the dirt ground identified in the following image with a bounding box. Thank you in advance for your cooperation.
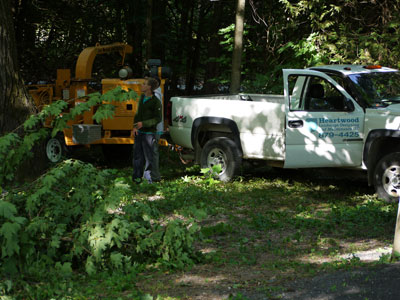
[136,247,397,300]
[136,262,400,300]
[273,261,400,300]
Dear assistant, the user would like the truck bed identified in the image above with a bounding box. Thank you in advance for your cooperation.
[170,93,286,160]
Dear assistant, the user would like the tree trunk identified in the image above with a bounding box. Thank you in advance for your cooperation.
[126,0,144,76]
[169,0,190,96]
[203,1,223,94]
[152,0,167,62]
[145,0,153,62]
[230,0,246,94]
[1,0,48,183]
[14,0,37,81]
[0,0,35,134]
[186,2,207,95]
[184,3,196,94]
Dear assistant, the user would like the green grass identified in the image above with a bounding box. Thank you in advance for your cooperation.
[1,147,398,299]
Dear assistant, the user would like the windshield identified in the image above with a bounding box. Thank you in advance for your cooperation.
[348,71,400,108]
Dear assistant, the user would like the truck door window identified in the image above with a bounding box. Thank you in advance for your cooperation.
[288,75,307,110]
[304,76,346,111]
[329,74,360,104]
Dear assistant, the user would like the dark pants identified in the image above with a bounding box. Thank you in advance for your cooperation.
[152,133,161,181]
[132,132,159,183]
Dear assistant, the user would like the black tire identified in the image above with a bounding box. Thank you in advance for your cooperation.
[45,134,68,163]
[200,137,242,182]
[374,152,400,203]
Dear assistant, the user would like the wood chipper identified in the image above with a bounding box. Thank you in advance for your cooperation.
[27,43,171,162]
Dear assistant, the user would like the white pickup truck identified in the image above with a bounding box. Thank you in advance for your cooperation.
[168,65,400,202]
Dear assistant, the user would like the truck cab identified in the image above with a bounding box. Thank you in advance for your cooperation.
[285,65,400,202]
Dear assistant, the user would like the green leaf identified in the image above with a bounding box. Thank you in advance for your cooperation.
[0,201,17,219]
[3,279,12,292]
[85,257,96,275]
[211,164,222,174]
[12,216,27,225]
[50,236,61,248]
[0,222,20,240]
[141,294,153,300]
[200,168,210,174]
[55,262,73,276]
[0,222,21,257]
[110,252,123,269]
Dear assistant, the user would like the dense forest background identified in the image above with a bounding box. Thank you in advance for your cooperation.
[13,0,400,97]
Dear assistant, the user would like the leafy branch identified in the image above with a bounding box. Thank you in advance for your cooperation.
[0,87,138,186]
[1,159,201,276]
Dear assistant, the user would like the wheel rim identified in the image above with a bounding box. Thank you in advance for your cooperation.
[46,138,62,163]
[206,147,227,174]
[382,165,400,197]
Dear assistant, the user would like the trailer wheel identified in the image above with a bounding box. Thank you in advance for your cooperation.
[45,134,67,163]
[374,152,400,203]
[200,137,242,182]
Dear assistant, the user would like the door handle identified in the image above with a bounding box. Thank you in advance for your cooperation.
[288,120,303,128]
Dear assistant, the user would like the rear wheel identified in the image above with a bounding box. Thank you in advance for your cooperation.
[374,152,400,203]
[200,137,242,182]
[45,134,68,163]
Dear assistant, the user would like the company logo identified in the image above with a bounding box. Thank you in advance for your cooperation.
[173,115,187,123]
[305,118,318,132]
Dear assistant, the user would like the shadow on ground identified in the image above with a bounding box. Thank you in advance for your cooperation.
[265,261,400,300]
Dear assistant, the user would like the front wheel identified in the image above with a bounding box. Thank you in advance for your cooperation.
[374,152,400,203]
[200,137,242,182]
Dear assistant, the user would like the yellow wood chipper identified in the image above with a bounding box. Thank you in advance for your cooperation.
[27,43,170,162]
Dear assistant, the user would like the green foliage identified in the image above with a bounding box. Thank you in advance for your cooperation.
[0,129,49,186]
[228,293,250,300]
[200,164,223,185]
[0,159,200,278]
[278,32,329,67]
[0,86,203,280]
[202,222,233,237]
[278,0,400,68]
[329,201,395,237]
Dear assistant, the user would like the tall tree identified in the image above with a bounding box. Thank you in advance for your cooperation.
[230,0,245,93]
[152,0,168,63]
[0,0,35,134]
[185,1,210,94]
[145,0,153,61]
[203,1,223,94]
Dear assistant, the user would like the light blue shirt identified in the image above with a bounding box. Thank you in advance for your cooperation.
[154,87,164,135]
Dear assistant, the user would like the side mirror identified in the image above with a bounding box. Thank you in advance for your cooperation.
[344,98,355,112]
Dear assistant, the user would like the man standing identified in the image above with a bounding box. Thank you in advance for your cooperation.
[132,77,162,184]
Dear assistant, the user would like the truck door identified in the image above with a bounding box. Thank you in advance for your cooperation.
[283,69,364,168]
